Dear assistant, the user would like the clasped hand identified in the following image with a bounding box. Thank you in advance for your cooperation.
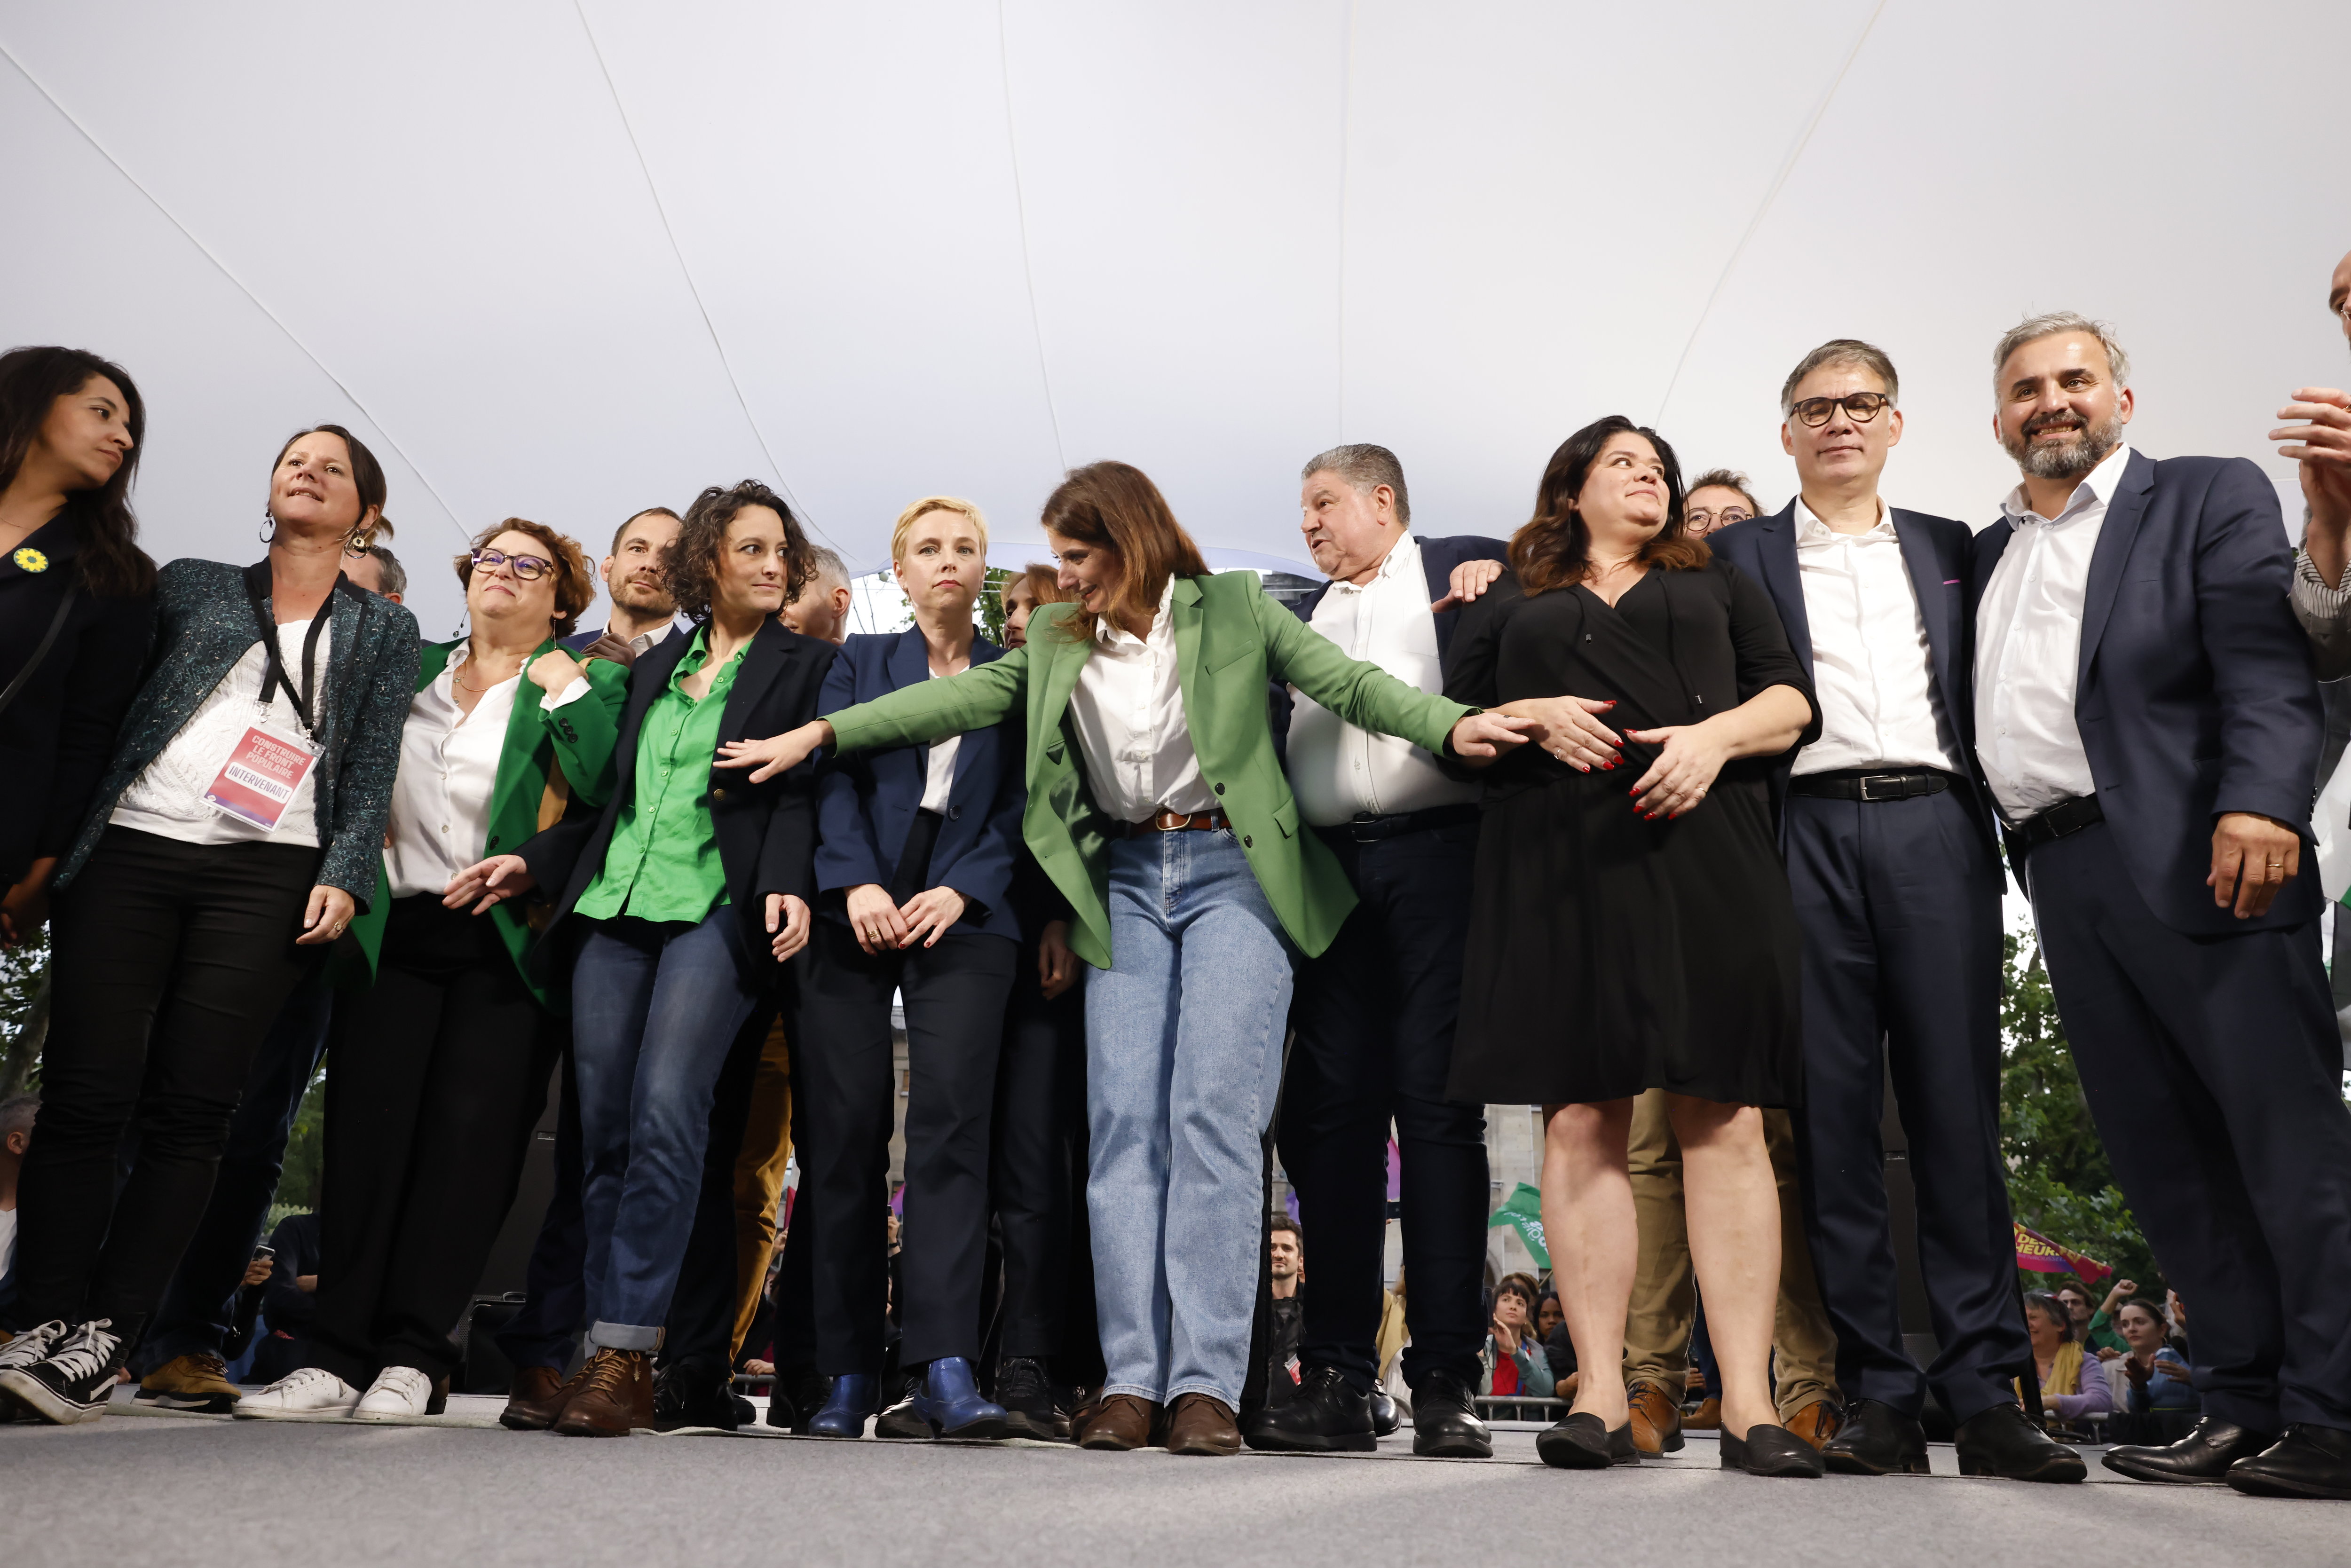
[844,882,966,954]
[1495,696,1728,817]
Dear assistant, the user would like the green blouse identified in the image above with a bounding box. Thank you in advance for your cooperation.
[575,626,744,925]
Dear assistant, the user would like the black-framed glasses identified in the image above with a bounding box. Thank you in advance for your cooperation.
[1791,392,1893,427]
[473,547,552,582]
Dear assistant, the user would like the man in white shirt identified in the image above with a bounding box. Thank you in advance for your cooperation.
[1970,313,2351,1500]
[1246,444,1507,1459]
[562,507,684,660]
[1709,339,2065,1479]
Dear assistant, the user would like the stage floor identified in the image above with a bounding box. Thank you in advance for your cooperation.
[2,1392,2336,1568]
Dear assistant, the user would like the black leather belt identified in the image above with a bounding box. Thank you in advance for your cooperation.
[1317,804,1483,843]
[1787,768,1954,803]
[2003,794,2104,862]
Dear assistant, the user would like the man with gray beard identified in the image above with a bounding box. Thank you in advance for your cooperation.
[1969,312,2351,1499]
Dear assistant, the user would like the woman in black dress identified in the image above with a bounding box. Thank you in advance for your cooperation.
[1446,416,1822,1477]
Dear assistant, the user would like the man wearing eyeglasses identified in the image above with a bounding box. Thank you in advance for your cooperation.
[2276,248,2351,675]
[1711,340,2068,1481]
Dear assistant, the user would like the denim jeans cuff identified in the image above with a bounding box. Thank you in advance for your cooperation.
[1100,1380,1164,1404]
[588,1320,662,1353]
[1165,1378,1239,1409]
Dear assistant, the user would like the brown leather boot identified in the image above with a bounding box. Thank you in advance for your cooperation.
[500,1365,572,1432]
[1073,1393,1161,1451]
[1686,1396,1722,1430]
[1627,1383,1685,1454]
[1784,1399,1843,1450]
[1165,1393,1241,1457]
[551,1349,654,1437]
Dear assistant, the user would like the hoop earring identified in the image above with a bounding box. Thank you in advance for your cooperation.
[259,510,278,545]
[345,528,371,557]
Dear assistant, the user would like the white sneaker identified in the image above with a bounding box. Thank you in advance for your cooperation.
[233,1367,361,1419]
[352,1366,437,1422]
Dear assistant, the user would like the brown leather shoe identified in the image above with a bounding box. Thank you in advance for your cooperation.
[551,1349,654,1437]
[1784,1399,1843,1450]
[1073,1393,1161,1451]
[1165,1393,1241,1457]
[500,1364,571,1432]
[1685,1396,1722,1431]
[1628,1383,1685,1455]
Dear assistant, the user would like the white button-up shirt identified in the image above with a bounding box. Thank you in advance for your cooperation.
[1286,532,1482,826]
[1789,499,1961,778]
[1973,443,2134,822]
[1069,579,1217,820]
[919,669,961,814]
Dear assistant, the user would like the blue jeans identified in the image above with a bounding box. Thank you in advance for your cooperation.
[569,909,763,1351]
[1087,829,1295,1409]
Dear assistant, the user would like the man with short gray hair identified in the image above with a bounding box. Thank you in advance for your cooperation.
[782,545,852,645]
[345,544,404,603]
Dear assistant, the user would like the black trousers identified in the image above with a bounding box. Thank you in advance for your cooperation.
[2025,820,2351,1433]
[1783,788,2028,1423]
[493,1049,585,1373]
[662,1003,777,1371]
[794,916,1015,1371]
[1278,815,1489,1394]
[987,931,1094,1367]
[15,827,323,1333]
[308,897,560,1384]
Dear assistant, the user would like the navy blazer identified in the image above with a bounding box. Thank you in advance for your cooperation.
[813,629,1026,942]
[1709,504,1997,852]
[1967,450,2322,937]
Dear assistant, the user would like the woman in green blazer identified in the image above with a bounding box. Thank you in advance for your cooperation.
[238,520,626,1422]
[722,461,1530,1455]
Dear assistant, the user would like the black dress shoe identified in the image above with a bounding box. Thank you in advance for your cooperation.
[2103,1416,2277,1484]
[1720,1423,1825,1478]
[773,1366,830,1435]
[994,1356,1072,1442]
[1410,1369,1493,1458]
[1244,1365,1377,1452]
[1370,1388,1401,1438]
[874,1394,931,1439]
[1952,1402,2086,1482]
[2226,1423,2351,1499]
[1536,1411,1639,1470]
[1820,1398,1931,1476]
[651,1360,740,1432]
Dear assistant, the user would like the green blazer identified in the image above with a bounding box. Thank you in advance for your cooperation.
[335,638,628,1012]
[825,572,1470,967]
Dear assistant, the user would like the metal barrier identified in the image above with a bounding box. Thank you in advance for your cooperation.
[1474,1395,1571,1423]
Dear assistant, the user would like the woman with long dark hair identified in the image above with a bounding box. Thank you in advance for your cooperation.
[1443,415,1822,1476]
[0,347,157,950]
[719,461,1529,1457]
[0,425,419,1424]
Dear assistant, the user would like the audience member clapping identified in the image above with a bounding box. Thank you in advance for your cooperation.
[1480,1274,1554,1398]
[2021,1291,2113,1431]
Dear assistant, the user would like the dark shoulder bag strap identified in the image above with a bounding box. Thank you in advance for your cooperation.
[0,582,80,720]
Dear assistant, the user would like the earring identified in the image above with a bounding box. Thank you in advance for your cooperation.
[259,510,278,545]
[345,528,371,557]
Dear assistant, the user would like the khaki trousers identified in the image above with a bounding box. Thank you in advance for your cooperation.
[728,1017,797,1362]
[1621,1088,1839,1419]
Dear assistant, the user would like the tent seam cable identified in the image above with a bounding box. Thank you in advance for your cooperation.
[0,38,470,540]
[1335,0,1355,441]
[996,0,1067,473]
[1651,0,1887,423]
[569,0,844,552]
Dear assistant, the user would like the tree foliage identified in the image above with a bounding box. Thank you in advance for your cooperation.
[0,931,48,1100]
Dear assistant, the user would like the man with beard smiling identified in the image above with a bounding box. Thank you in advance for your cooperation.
[1970,312,2351,1500]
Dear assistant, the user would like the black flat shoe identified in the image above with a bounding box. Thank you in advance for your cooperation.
[1820,1398,1931,1476]
[1720,1423,1825,1478]
[2226,1424,2351,1500]
[2103,1417,2276,1484]
[1953,1402,2085,1483]
[1537,1411,1639,1470]
[1410,1370,1493,1459]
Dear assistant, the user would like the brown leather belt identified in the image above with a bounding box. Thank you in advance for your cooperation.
[1119,810,1230,837]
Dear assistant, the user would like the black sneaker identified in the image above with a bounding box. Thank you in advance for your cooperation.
[1244,1364,1378,1452]
[995,1356,1071,1442]
[652,1359,741,1432]
[0,1318,132,1425]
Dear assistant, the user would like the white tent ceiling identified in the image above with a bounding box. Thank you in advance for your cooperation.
[7,1,2347,638]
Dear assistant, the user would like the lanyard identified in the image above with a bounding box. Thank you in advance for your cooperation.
[243,560,339,738]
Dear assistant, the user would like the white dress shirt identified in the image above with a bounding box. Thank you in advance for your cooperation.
[1973,443,2135,822]
[111,621,332,848]
[1789,499,1962,778]
[1068,579,1217,820]
[384,647,589,898]
[1286,532,1482,826]
[919,668,961,813]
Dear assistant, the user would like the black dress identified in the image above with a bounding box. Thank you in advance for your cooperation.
[1442,560,1818,1110]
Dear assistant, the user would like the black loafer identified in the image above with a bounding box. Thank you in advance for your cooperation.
[1409,1370,1493,1459]
[2226,1424,2351,1500]
[1953,1402,2085,1483]
[1820,1398,1931,1476]
[1537,1411,1639,1470]
[1720,1423,1825,1478]
[2103,1417,2276,1484]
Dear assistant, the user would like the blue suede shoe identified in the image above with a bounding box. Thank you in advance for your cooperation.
[909,1357,1009,1440]
[806,1373,877,1439]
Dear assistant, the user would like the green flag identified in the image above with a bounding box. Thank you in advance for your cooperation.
[1487,1181,1551,1269]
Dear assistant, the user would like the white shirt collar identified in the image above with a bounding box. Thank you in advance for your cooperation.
[1095,577,1178,647]
[1794,496,1891,544]
[1330,530,1420,595]
[2001,442,2135,528]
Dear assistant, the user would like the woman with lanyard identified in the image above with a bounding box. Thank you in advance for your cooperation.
[0,425,418,1425]
[447,480,835,1438]
[232,520,626,1421]
[719,461,1530,1457]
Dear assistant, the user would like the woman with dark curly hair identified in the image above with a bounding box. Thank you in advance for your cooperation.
[446,480,838,1436]
[1442,415,1821,1476]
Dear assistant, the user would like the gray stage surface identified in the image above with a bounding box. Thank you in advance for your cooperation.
[4,1395,2339,1568]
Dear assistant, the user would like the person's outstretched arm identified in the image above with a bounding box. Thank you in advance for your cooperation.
[718,643,1032,782]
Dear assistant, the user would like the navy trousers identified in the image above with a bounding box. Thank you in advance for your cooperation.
[494,1050,585,1374]
[1784,786,2028,1424]
[2025,819,2351,1433]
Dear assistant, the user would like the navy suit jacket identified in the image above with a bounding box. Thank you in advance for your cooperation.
[1709,504,1997,853]
[813,628,1027,941]
[1967,450,2322,937]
